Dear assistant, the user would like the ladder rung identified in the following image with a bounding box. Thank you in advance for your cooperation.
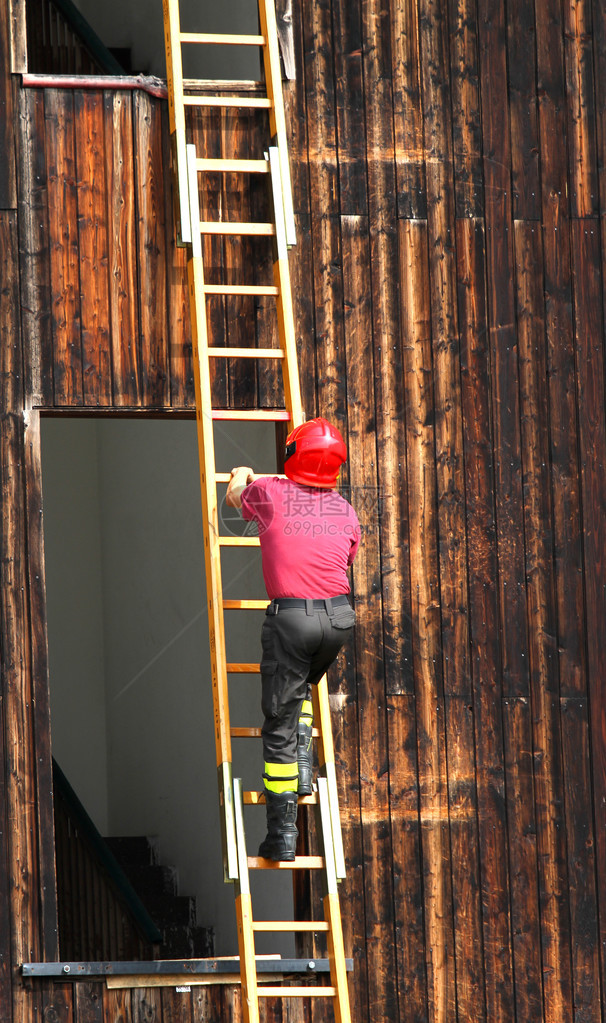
[212,410,290,421]
[226,664,261,674]
[248,856,324,869]
[183,95,272,109]
[252,921,330,932]
[204,284,279,296]
[257,987,336,998]
[196,158,269,174]
[223,599,268,609]
[200,221,275,236]
[208,346,284,359]
[232,725,320,737]
[180,32,266,46]
[243,790,317,805]
[218,536,260,546]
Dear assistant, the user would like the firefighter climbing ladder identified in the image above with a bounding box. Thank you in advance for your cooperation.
[162,2,352,1021]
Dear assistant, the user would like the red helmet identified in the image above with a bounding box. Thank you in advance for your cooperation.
[284,418,347,488]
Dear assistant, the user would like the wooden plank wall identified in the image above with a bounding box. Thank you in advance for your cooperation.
[284,1,606,1023]
[17,83,281,413]
[0,0,605,1019]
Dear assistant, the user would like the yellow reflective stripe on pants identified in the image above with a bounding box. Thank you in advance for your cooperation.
[264,760,298,793]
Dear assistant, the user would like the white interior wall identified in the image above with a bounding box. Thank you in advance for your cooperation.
[73,0,260,79]
[41,417,294,956]
[42,419,110,834]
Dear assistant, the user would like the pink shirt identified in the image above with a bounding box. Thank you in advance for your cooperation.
[241,476,360,599]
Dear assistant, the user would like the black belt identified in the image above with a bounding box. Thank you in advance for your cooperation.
[267,595,350,616]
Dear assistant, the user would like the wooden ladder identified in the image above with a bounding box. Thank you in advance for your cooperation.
[161,3,353,1022]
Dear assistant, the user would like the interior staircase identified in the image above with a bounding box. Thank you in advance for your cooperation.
[106,836,214,959]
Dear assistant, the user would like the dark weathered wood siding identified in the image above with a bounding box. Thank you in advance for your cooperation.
[1,0,606,1018]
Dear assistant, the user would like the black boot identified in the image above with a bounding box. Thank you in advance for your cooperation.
[297,719,313,796]
[258,790,298,861]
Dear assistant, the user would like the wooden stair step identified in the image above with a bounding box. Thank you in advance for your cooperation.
[257,987,336,998]
[199,221,275,236]
[248,856,324,870]
[226,663,261,673]
[211,410,290,421]
[196,158,269,173]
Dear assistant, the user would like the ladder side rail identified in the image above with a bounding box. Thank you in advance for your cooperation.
[317,778,352,1023]
[257,0,296,245]
[162,0,191,242]
[313,677,347,879]
[186,144,238,880]
[233,779,260,1023]
[266,150,303,427]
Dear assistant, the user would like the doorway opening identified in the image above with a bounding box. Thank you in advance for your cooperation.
[41,416,295,959]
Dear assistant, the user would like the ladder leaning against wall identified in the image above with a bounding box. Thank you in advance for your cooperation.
[161,2,353,1021]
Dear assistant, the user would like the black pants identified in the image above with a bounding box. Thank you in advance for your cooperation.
[260,596,356,766]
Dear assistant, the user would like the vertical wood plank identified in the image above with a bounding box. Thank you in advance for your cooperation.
[592,0,606,222]
[477,0,529,702]
[1,210,44,1023]
[387,695,427,1022]
[502,698,543,1020]
[43,983,74,1023]
[331,0,367,216]
[362,0,413,698]
[24,411,58,960]
[222,108,257,409]
[302,0,345,427]
[563,0,599,218]
[282,5,309,217]
[189,103,228,408]
[391,0,426,218]
[342,213,397,1023]
[570,219,606,1011]
[0,211,18,1023]
[103,986,133,1023]
[536,0,586,714]
[132,987,162,1023]
[74,982,103,1023]
[134,89,169,407]
[419,0,469,701]
[288,211,316,418]
[104,90,140,406]
[17,86,54,407]
[506,0,541,218]
[456,211,512,1023]
[447,0,483,217]
[399,217,456,1023]
[163,102,194,410]
[74,90,112,406]
[445,696,485,1021]
[561,699,601,1023]
[161,986,193,1023]
[513,220,559,1022]
[44,87,83,406]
